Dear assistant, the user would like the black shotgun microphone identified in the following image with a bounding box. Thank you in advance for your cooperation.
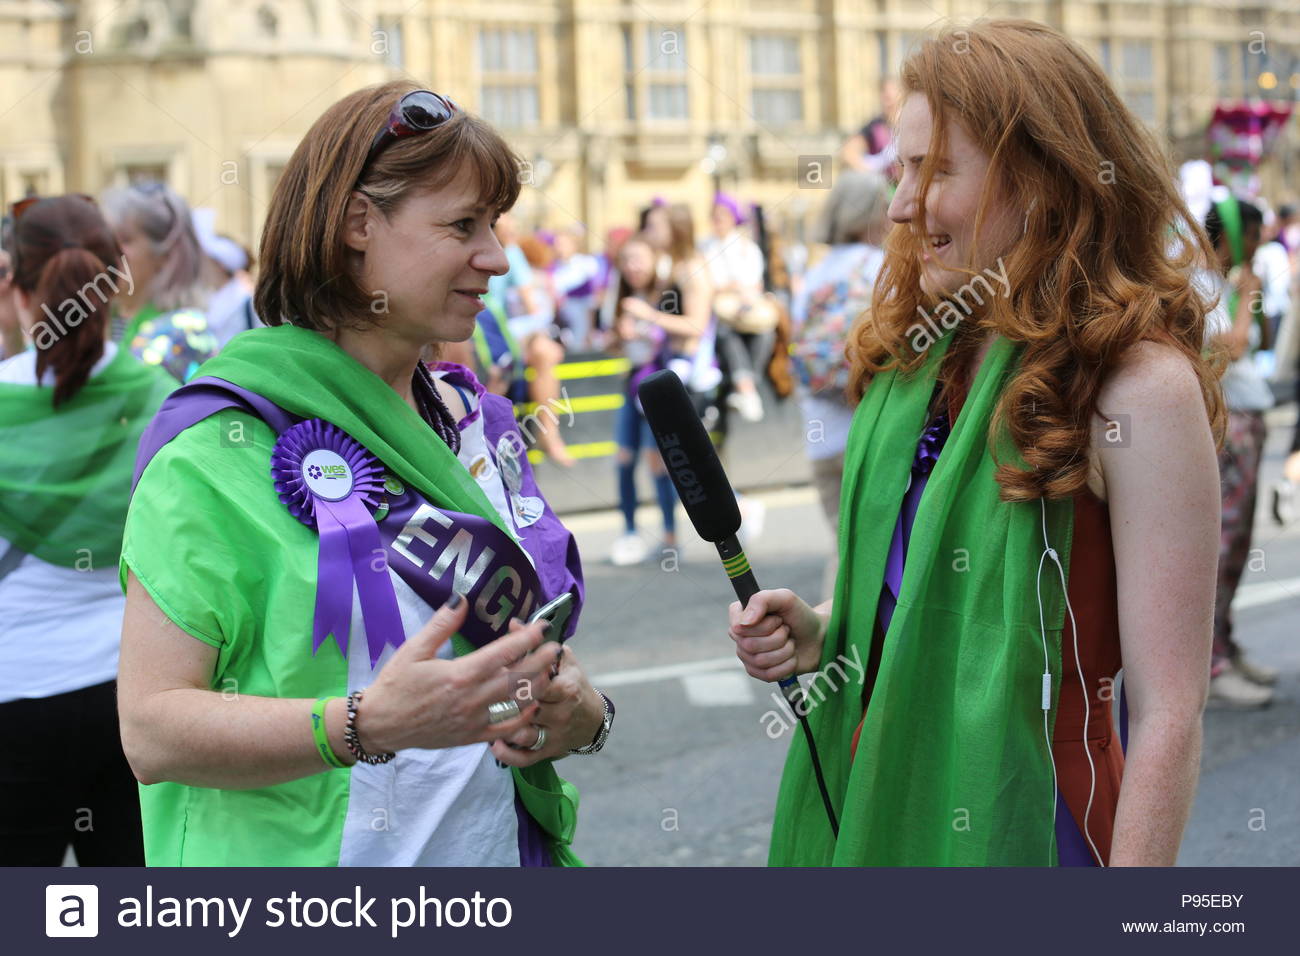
[637,369,839,836]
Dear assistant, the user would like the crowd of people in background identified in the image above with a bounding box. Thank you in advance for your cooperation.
[3,167,1297,615]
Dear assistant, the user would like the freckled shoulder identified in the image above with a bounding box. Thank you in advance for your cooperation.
[1097,341,1203,416]
[1088,341,1208,502]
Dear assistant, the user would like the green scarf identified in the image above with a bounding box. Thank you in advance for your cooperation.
[0,344,176,567]
[769,332,1074,866]
[190,325,582,866]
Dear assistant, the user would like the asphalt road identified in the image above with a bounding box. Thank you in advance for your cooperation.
[552,407,1300,867]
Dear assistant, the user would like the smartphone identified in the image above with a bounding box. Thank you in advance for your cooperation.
[529,592,573,640]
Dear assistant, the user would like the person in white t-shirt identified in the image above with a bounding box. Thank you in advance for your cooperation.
[699,193,770,423]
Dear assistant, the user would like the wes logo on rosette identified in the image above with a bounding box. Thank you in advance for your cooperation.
[271,418,405,667]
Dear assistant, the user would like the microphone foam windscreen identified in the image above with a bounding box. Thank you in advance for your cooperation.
[636,370,741,542]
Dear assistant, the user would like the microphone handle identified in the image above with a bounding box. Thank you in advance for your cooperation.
[715,532,840,837]
[714,535,798,700]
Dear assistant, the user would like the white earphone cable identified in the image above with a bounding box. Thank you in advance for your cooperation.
[1037,497,1104,867]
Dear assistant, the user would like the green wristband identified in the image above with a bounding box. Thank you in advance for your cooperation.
[312,696,348,770]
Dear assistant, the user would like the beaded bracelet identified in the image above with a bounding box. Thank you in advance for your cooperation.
[343,690,396,765]
[311,696,348,769]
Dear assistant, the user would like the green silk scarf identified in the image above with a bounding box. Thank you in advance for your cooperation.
[187,325,582,865]
[0,344,176,567]
[770,332,1074,866]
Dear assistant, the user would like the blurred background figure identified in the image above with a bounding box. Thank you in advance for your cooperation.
[194,208,259,348]
[638,202,714,401]
[550,224,601,349]
[0,247,18,361]
[700,191,771,424]
[607,233,682,566]
[593,225,634,348]
[1274,200,1300,523]
[840,78,901,179]
[0,195,175,865]
[1201,196,1278,708]
[489,212,573,466]
[101,181,217,382]
[789,170,891,601]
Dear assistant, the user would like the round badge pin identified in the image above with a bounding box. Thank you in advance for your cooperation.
[301,448,354,501]
[496,436,523,494]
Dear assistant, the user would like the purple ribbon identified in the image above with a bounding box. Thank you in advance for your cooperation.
[271,419,404,667]
[879,412,951,635]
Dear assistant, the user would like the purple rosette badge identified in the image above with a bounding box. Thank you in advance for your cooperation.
[271,419,403,666]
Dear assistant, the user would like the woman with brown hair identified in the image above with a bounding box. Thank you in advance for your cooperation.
[0,195,175,864]
[117,83,610,866]
[729,19,1223,866]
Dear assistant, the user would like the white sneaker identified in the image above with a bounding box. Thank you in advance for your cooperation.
[727,388,765,423]
[610,532,648,566]
[1208,666,1274,709]
[1232,652,1279,687]
[737,497,767,548]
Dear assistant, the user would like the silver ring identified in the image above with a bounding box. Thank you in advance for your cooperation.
[526,726,547,752]
[486,699,522,725]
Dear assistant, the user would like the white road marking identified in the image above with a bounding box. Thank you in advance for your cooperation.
[586,576,1298,694]
[1234,576,1300,611]
[593,655,744,689]
[681,670,757,706]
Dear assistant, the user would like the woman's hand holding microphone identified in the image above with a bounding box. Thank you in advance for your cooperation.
[728,588,830,682]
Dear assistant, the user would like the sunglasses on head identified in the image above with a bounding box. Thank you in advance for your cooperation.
[11,193,97,223]
[356,90,457,184]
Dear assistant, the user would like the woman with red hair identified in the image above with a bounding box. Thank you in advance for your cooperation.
[730,19,1223,866]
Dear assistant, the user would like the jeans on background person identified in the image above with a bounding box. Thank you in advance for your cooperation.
[611,395,676,565]
[716,324,774,390]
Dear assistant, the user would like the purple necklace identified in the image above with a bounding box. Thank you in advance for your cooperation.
[412,362,462,456]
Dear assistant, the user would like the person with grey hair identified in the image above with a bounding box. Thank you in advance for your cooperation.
[101,181,217,381]
[790,169,891,599]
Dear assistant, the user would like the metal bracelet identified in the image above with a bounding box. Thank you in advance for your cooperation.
[568,691,613,755]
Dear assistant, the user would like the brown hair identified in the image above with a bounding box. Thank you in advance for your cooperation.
[664,203,697,265]
[848,19,1225,501]
[256,81,522,330]
[12,196,125,407]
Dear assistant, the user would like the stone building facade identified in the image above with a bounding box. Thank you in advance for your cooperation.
[0,0,1295,246]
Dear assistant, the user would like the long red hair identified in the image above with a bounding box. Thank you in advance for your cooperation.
[849,19,1225,501]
